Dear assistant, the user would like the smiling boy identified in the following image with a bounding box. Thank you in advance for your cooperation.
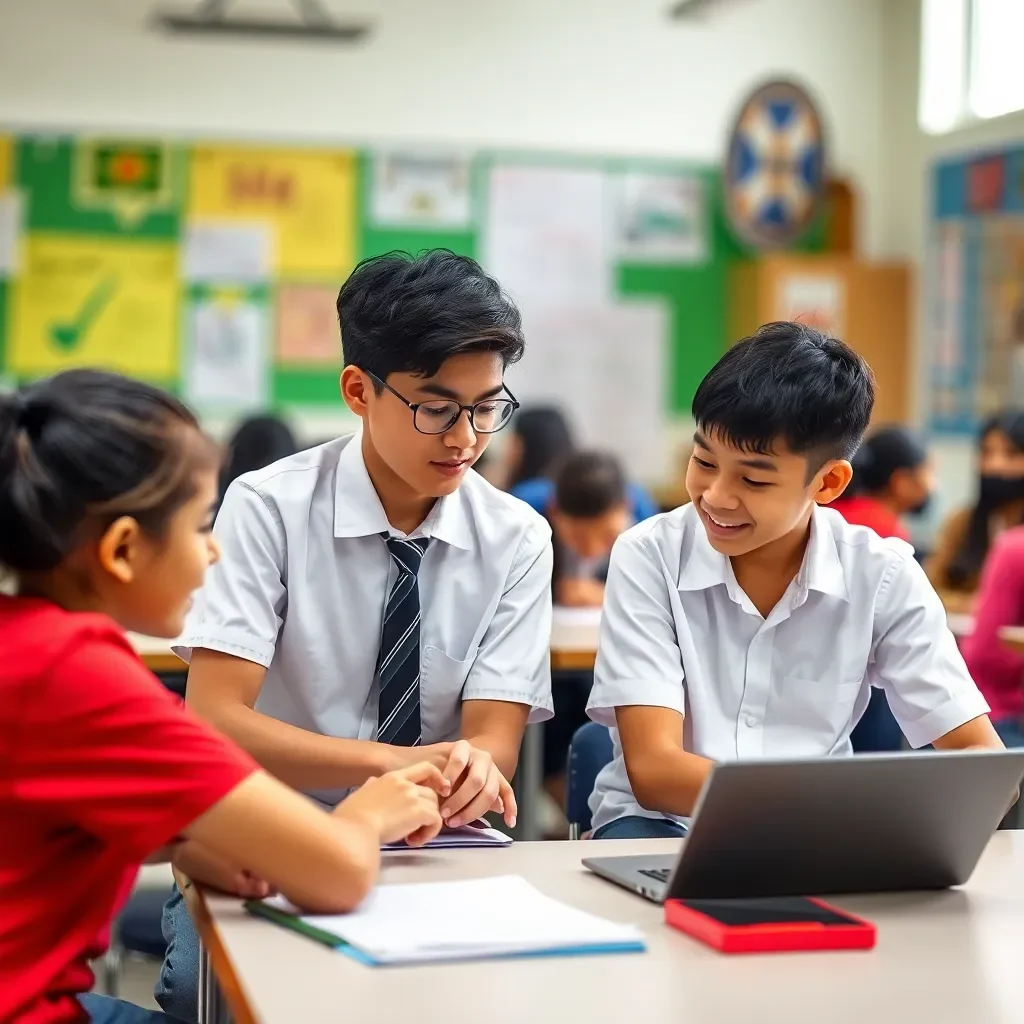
[586,321,1001,840]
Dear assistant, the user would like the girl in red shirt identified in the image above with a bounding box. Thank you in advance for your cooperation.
[831,426,934,754]
[0,370,448,1024]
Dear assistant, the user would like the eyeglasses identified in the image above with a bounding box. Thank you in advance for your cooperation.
[365,371,520,436]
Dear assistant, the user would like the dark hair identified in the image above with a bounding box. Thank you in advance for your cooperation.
[948,409,1024,587]
[691,322,876,473]
[848,426,928,496]
[507,406,575,490]
[337,250,524,388]
[219,415,297,499]
[554,451,627,518]
[0,370,216,575]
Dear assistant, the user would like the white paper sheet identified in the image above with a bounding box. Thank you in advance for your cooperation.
[774,273,846,336]
[371,151,473,228]
[183,222,273,283]
[0,192,22,275]
[185,295,269,408]
[505,299,669,481]
[614,171,706,263]
[483,164,611,306]
[262,875,643,964]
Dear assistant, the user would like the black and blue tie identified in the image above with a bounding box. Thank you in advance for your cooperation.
[375,536,430,747]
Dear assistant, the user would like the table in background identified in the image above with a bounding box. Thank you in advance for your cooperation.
[130,633,183,674]
[1000,626,1024,655]
[189,832,1024,1024]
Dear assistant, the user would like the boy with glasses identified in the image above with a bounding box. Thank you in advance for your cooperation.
[157,250,552,1020]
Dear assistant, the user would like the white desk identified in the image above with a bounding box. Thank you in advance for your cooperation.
[190,833,1024,1024]
[550,605,601,670]
[129,633,184,674]
[1000,625,1024,655]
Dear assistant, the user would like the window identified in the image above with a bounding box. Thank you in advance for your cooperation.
[918,0,1024,134]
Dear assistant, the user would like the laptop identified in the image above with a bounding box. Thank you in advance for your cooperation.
[583,749,1024,903]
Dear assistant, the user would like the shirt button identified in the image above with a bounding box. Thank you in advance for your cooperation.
[745,714,757,727]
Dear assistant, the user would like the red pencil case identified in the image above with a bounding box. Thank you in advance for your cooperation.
[665,895,876,954]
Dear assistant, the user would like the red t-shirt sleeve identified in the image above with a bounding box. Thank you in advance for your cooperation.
[12,629,258,861]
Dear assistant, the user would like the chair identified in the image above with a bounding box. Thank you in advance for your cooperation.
[565,722,614,839]
[103,878,172,996]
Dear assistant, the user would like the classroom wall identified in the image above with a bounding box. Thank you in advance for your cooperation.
[0,0,891,460]
[879,0,1024,530]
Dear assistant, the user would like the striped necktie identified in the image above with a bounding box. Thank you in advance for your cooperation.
[375,536,430,747]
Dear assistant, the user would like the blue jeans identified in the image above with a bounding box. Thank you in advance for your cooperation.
[592,815,689,840]
[155,885,200,1023]
[78,993,187,1024]
[851,687,904,753]
[994,718,1024,748]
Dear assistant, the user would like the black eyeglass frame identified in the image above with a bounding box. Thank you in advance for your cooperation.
[364,370,520,435]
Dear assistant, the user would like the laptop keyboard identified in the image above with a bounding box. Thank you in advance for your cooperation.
[639,867,671,883]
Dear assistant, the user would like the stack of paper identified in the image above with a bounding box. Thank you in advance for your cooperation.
[382,821,512,851]
[249,875,645,965]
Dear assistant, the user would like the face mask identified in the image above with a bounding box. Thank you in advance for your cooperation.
[979,475,1024,508]
[908,493,933,517]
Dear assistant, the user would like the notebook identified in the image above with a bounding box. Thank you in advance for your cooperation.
[382,821,512,850]
[247,874,645,966]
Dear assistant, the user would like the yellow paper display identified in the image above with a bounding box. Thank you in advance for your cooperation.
[8,235,179,378]
[0,137,11,190]
[188,147,356,280]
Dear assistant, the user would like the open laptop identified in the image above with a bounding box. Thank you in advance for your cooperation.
[583,749,1024,903]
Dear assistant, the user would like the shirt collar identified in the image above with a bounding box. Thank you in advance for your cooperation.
[332,431,472,550]
[677,504,849,603]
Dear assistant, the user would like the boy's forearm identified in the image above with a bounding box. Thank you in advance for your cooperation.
[630,747,714,817]
[211,703,393,790]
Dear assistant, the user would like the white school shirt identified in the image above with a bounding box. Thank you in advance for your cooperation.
[586,503,990,832]
[175,432,554,804]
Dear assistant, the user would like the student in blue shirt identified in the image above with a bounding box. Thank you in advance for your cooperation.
[158,251,554,1019]
[587,322,1002,840]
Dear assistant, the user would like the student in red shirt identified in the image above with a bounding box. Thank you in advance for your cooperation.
[830,425,934,753]
[962,527,1024,746]
[0,370,448,1024]
[830,425,934,544]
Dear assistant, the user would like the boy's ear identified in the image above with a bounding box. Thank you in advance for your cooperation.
[96,516,143,585]
[340,366,372,417]
[812,459,854,504]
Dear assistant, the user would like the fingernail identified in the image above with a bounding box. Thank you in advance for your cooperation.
[510,816,517,827]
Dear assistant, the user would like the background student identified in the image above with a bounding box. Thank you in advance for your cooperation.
[159,250,553,1019]
[217,414,298,509]
[0,371,448,1024]
[539,450,644,813]
[927,411,1024,612]
[502,405,575,494]
[961,526,1024,747]
[832,425,935,752]
[586,323,1001,840]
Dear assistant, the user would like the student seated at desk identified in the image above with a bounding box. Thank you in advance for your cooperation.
[962,526,1024,747]
[832,425,935,752]
[586,322,1002,840]
[927,411,1024,614]
[541,451,638,811]
[0,371,448,1024]
[158,250,553,1020]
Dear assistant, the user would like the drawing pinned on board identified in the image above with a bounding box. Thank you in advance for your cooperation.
[276,283,339,365]
[774,273,846,338]
[50,275,118,351]
[185,288,270,409]
[371,152,473,228]
[184,222,273,283]
[613,172,706,263]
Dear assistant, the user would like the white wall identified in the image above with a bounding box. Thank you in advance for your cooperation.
[0,0,887,248]
[879,0,1024,528]
[0,0,892,456]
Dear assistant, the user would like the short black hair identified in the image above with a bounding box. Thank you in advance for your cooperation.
[849,425,927,495]
[508,406,575,489]
[554,451,627,518]
[337,250,524,388]
[691,322,876,472]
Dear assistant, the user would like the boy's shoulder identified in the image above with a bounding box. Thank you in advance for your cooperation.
[461,468,552,548]
[234,436,349,500]
[817,505,916,573]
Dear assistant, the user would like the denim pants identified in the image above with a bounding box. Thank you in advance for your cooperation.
[591,815,689,840]
[154,884,201,1023]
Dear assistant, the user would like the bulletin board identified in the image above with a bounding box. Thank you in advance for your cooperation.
[0,135,824,477]
[930,147,1024,435]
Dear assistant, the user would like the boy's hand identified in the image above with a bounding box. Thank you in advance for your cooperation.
[335,762,448,845]
[439,740,517,830]
[172,840,274,900]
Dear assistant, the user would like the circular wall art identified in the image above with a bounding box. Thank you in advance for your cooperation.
[724,79,826,249]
